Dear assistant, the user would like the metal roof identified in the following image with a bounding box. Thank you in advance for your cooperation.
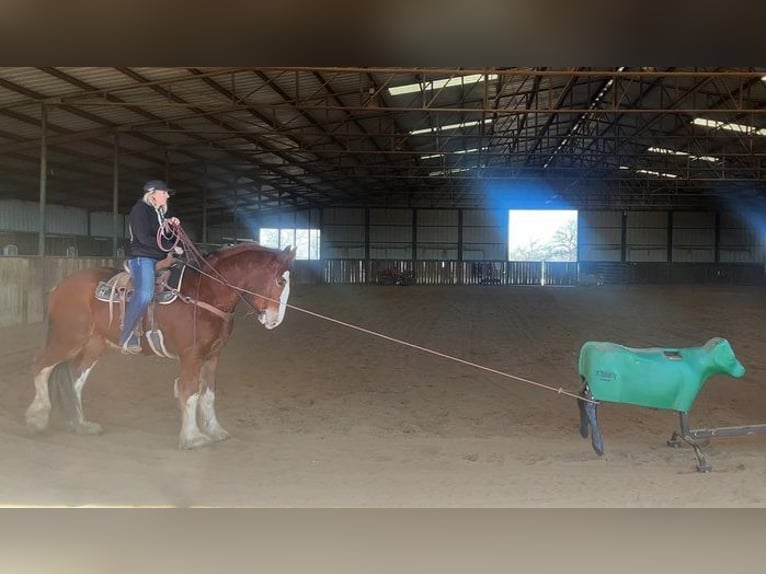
[1,67,765,226]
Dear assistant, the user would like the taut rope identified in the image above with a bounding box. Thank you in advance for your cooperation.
[165,224,596,405]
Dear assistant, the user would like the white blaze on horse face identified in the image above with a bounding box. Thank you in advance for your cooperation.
[261,270,291,330]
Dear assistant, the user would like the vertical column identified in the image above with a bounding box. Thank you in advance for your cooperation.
[714,210,721,264]
[39,102,48,316]
[621,210,628,263]
[202,163,208,244]
[411,208,417,261]
[457,209,464,285]
[667,210,674,263]
[38,102,47,257]
[112,132,120,257]
[364,207,370,261]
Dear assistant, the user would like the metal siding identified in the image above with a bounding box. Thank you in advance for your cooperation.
[673,228,714,247]
[463,209,504,227]
[324,224,365,242]
[369,208,411,225]
[417,209,458,226]
[46,204,88,235]
[673,211,714,228]
[417,226,457,243]
[626,227,666,246]
[370,226,411,242]
[0,199,38,232]
[463,226,502,244]
[626,247,667,262]
[89,211,125,237]
[323,245,366,259]
[369,246,412,259]
[671,211,715,263]
[628,211,667,228]
[462,244,506,260]
[417,247,459,260]
[580,210,622,227]
[322,208,364,225]
[672,248,714,262]
[626,211,667,262]
[580,246,622,261]
[579,210,622,262]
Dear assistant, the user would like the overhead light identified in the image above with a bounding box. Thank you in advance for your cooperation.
[647,146,719,162]
[409,118,492,136]
[692,117,766,136]
[420,146,489,160]
[428,167,473,176]
[389,73,499,96]
[635,168,677,179]
[619,165,631,170]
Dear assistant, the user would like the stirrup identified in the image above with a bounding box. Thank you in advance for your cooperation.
[121,336,142,355]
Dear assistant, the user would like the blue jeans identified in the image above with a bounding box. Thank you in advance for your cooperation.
[119,256,156,345]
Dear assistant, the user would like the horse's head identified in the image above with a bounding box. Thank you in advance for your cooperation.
[252,245,296,330]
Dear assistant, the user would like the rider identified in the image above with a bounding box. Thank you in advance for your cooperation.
[119,179,181,354]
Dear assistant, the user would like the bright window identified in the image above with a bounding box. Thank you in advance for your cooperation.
[259,228,321,260]
[508,210,578,262]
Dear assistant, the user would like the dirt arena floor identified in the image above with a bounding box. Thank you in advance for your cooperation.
[1,283,765,507]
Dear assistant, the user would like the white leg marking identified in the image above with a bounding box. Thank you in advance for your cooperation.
[178,392,212,449]
[73,365,93,405]
[26,366,55,432]
[70,364,102,434]
[198,388,230,442]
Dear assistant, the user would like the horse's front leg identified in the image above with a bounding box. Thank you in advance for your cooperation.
[197,354,230,442]
[61,335,106,435]
[175,355,212,449]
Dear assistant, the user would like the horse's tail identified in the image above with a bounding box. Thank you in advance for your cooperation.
[47,360,82,427]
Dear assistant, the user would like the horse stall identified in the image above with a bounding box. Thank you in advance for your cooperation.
[1,256,766,506]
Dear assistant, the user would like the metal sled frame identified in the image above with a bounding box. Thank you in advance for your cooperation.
[667,413,766,472]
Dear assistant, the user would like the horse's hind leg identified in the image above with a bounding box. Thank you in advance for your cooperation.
[27,341,87,433]
[26,363,57,432]
[197,354,230,442]
[28,321,94,434]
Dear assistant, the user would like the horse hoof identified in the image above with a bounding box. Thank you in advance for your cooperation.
[178,433,213,450]
[25,411,50,433]
[203,426,231,442]
[74,421,103,435]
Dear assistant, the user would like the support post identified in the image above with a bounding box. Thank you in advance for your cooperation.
[39,102,48,316]
[112,132,120,257]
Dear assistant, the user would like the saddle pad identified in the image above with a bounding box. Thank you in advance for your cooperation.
[95,263,187,304]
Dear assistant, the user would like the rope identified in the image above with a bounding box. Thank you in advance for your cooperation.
[164,224,596,405]
[179,255,596,405]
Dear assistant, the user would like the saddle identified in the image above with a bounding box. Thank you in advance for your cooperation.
[95,260,187,359]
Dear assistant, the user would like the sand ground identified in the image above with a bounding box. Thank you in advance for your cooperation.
[1,283,765,507]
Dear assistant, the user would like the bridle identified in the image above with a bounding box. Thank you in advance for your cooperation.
[161,221,288,322]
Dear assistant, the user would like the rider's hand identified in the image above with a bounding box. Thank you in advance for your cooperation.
[172,246,184,256]
[168,217,181,226]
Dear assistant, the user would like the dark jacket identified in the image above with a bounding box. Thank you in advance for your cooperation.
[126,198,173,260]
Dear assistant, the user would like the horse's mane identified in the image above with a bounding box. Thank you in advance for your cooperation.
[203,243,282,267]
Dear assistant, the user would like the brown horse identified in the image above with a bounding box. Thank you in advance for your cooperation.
[26,243,296,449]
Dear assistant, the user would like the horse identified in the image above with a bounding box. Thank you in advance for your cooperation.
[25,243,296,449]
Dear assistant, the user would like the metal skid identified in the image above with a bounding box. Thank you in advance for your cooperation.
[667,413,766,472]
